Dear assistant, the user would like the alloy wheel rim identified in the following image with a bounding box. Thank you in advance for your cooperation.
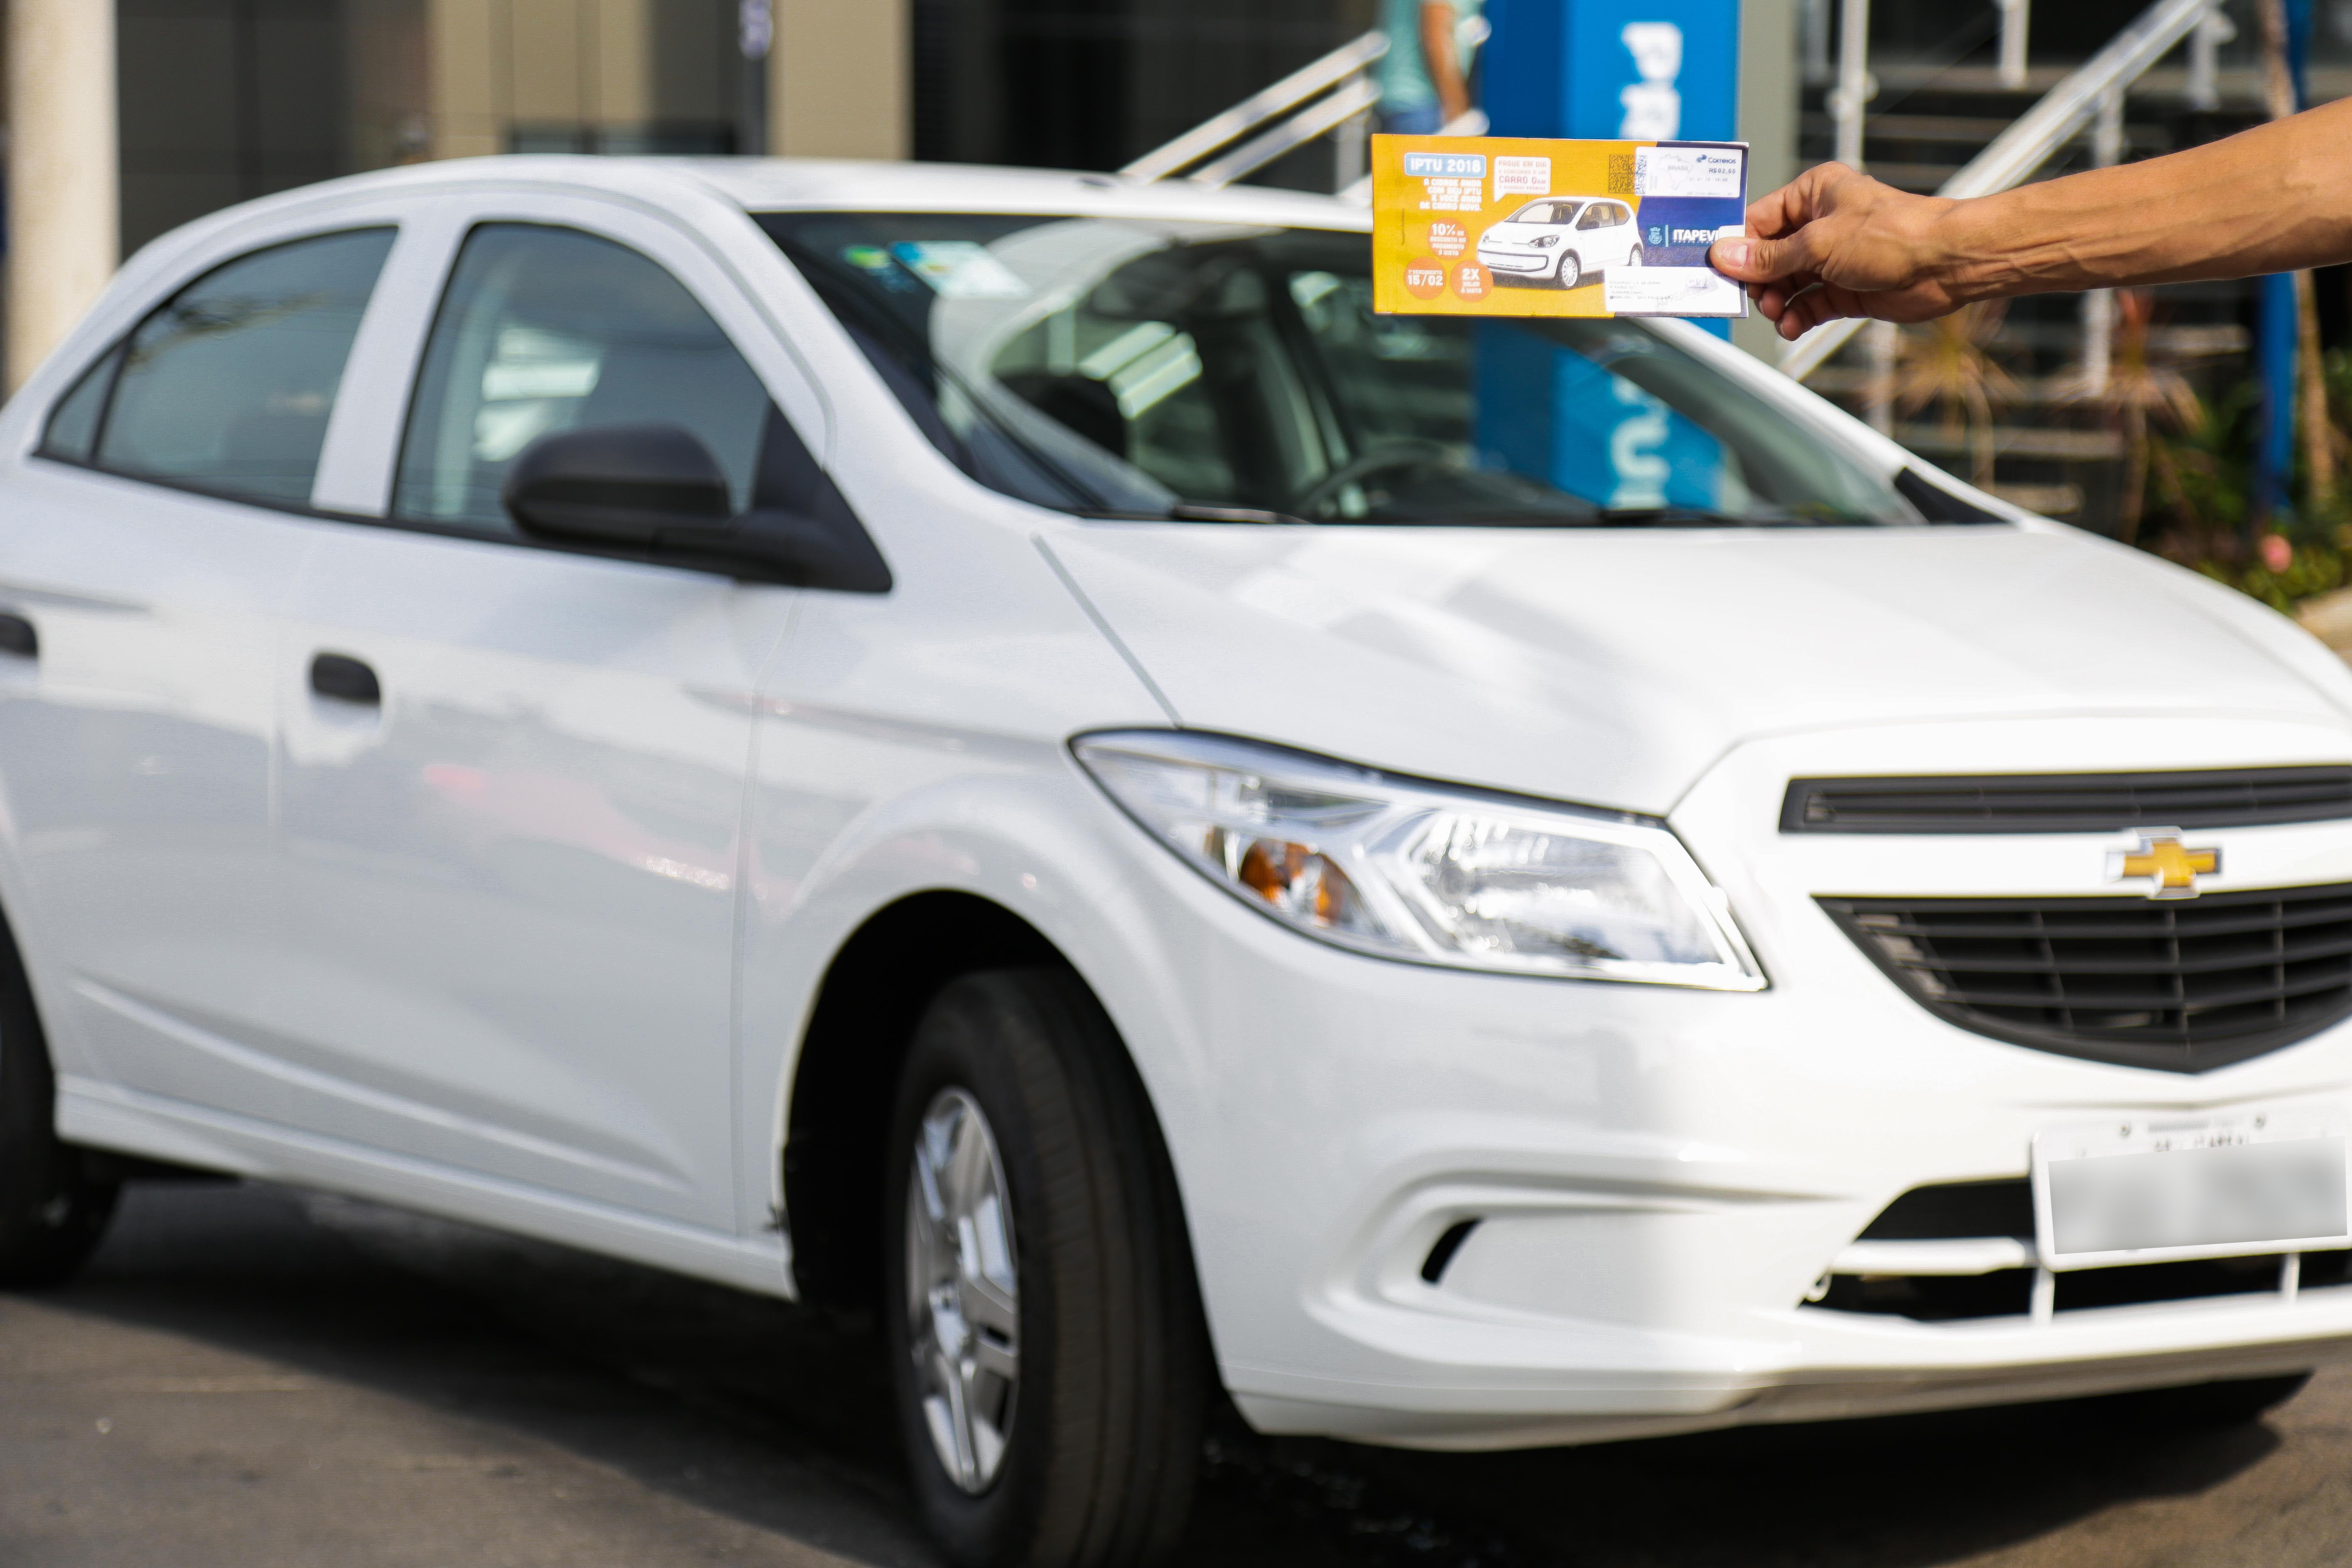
[904,1086,1020,1493]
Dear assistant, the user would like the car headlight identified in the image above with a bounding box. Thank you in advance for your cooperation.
[1072,731,1764,990]
[1532,233,1563,247]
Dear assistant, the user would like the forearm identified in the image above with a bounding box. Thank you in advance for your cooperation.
[1934,96,2352,300]
[1421,2,1467,121]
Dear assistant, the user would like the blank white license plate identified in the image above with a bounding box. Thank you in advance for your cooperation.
[2032,1106,2352,1270]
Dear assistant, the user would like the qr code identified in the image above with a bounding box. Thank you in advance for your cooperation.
[1607,154,1636,196]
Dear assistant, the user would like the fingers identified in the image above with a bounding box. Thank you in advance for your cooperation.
[1742,161,1852,240]
[1773,281,1945,338]
[1740,164,1825,242]
[1779,287,1846,338]
[1710,226,1818,285]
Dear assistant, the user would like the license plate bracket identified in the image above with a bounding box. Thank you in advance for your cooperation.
[2032,1106,2352,1271]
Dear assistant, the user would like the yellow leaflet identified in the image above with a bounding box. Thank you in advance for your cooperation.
[1370,135,1749,320]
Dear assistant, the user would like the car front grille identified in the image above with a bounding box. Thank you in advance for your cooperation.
[1782,767,2352,834]
[1819,882,2352,1071]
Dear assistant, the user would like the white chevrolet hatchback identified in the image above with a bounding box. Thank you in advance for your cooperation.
[7,156,2352,1566]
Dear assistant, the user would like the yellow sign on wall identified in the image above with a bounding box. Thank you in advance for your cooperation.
[1370,135,1749,320]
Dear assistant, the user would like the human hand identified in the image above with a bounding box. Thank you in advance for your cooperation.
[1707,164,1967,340]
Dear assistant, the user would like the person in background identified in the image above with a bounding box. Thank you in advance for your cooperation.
[1378,0,1485,136]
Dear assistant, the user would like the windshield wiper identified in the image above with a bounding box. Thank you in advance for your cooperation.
[1599,506,1875,528]
[1078,504,1313,527]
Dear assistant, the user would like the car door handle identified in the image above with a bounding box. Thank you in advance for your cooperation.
[309,652,380,706]
[0,613,35,659]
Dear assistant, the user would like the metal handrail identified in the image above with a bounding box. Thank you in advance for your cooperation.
[1121,30,1389,182]
[1779,0,2219,383]
[1187,77,1385,188]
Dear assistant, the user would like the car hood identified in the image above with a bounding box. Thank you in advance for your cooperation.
[1044,521,2352,814]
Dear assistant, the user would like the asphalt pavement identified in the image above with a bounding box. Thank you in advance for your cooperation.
[6,1178,2352,1567]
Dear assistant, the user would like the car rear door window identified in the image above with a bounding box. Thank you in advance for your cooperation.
[41,228,395,506]
[392,223,771,536]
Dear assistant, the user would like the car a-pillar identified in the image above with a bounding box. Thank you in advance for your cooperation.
[783,889,1214,1568]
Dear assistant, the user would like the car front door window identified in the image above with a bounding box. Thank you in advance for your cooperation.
[392,223,772,534]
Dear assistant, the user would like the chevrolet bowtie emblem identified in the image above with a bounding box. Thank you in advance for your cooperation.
[2105,830,2221,900]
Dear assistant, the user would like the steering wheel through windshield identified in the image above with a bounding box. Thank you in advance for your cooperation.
[1289,439,1465,520]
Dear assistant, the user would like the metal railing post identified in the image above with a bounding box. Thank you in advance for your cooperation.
[2188,5,2235,109]
[2080,86,2125,395]
[1997,0,2032,90]
[1334,106,1371,191]
[1804,0,1833,83]
[1865,319,1898,434]
[1832,0,1872,168]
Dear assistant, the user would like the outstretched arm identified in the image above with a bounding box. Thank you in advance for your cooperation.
[1710,95,2352,340]
[1421,2,1469,123]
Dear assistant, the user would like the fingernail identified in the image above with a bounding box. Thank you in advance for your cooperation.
[1713,240,1752,271]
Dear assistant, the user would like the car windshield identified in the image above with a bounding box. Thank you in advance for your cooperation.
[758,211,1919,527]
[1508,200,1570,224]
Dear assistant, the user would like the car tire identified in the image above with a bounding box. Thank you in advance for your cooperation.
[1626,243,1643,269]
[1555,252,1582,289]
[884,968,1206,1568]
[2141,1370,2313,1426]
[0,923,119,1288]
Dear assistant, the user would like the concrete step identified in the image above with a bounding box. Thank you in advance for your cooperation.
[2297,586,2352,661]
[1893,425,2126,462]
[1986,481,2086,518]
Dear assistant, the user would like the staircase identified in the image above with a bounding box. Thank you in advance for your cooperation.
[1795,50,2269,528]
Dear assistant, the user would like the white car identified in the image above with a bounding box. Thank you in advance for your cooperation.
[1474,195,1641,287]
[5,155,2352,1568]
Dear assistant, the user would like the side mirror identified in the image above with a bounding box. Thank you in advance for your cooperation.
[503,422,892,593]
[502,424,731,546]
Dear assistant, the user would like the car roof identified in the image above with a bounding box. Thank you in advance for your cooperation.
[212,154,1374,234]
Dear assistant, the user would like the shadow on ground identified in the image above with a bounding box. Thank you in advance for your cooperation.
[11,1179,2313,1567]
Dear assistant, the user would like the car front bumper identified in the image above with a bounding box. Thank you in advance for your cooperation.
[1112,715,2352,1449]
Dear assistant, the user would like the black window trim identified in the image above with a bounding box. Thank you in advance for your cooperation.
[27,444,829,587]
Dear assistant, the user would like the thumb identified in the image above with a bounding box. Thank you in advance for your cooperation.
[1710,228,1815,284]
